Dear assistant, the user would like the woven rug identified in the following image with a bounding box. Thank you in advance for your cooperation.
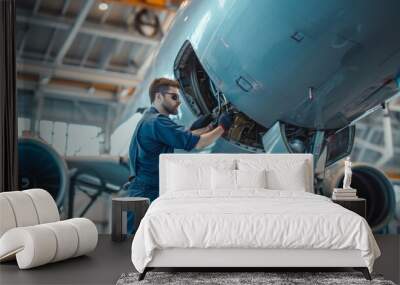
[116,271,395,285]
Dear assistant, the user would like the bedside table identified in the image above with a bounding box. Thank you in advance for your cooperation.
[112,197,150,242]
[332,198,366,218]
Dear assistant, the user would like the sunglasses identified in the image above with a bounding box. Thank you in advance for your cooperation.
[162,92,180,101]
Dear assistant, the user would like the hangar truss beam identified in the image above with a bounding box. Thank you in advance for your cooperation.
[17,59,141,88]
[16,11,161,46]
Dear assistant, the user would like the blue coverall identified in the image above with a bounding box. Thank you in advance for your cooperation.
[126,106,200,233]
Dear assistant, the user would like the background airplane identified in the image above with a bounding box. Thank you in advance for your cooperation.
[18,0,400,233]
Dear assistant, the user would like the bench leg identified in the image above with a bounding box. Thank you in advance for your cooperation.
[354,267,371,280]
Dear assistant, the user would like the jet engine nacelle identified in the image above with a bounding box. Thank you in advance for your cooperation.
[18,138,69,207]
[322,164,396,233]
[18,138,130,218]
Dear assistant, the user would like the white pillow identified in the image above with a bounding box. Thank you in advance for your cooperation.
[211,168,236,190]
[237,159,309,192]
[166,160,236,192]
[266,163,307,191]
[167,162,209,191]
[236,169,267,189]
[211,169,268,190]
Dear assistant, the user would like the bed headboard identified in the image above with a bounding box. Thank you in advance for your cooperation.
[159,153,314,195]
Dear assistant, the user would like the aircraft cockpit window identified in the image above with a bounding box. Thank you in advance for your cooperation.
[325,125,355,166]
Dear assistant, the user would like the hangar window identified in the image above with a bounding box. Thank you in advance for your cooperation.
[38,120,102,156]
[18,117,31,137]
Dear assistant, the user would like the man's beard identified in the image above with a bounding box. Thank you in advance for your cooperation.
[162,102,178,115]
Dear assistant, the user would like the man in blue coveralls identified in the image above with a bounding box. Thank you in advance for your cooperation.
[126,77,233,233]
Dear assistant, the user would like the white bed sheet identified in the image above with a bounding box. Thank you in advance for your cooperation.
[131,190,380,273]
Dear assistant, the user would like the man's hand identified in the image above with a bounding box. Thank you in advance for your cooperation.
[194,112,234,149]
[218,112,234,131]
[189,114,213,131]
[191,123,213,135]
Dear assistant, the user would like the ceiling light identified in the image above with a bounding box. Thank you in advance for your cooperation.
[98,2,109,11]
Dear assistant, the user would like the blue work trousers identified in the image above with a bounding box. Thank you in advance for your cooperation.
[125,179,159,234]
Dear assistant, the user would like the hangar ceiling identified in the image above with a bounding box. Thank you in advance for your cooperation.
[16,0,181,154]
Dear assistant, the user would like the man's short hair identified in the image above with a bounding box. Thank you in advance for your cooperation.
[149,78,180,103]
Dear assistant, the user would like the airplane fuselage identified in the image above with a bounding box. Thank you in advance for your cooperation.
[117,0,400,157]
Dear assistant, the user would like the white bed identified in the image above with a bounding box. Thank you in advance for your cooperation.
[131,154,380,280]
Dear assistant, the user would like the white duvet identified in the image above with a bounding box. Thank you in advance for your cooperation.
[131,190,380,273]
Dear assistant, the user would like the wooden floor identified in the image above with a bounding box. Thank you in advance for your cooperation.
[0,235,398,285]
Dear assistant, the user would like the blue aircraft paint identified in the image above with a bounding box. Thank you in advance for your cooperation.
[120,0,400,133]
